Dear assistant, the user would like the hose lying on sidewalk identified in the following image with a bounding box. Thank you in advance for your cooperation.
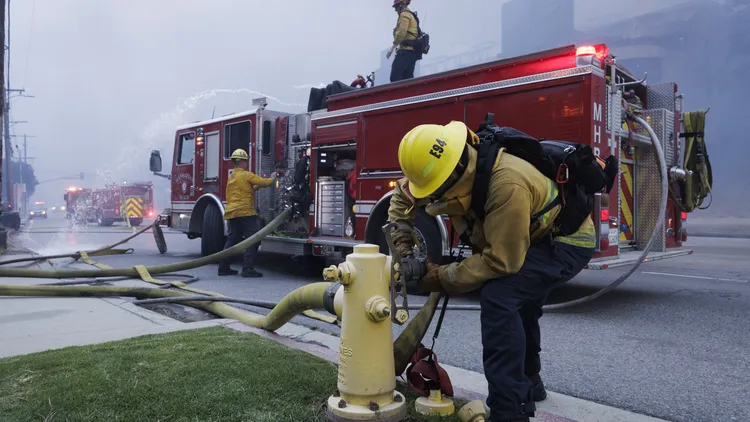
[0,207,443,374]
[0,210,290,278]
[0,282,331,332]
[0,220,167,266]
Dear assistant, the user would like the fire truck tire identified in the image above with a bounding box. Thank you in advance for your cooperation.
[201,204,225,257]
[130,218,143,227]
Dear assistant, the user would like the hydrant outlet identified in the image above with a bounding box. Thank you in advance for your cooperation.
[415,389,455,417]
[365,296,390,322]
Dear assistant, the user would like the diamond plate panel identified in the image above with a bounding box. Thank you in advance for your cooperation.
[647,82,676,113]
[606,85,611,133]
[632,108,673,252]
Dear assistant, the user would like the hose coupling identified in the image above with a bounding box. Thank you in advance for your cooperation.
[323,262,357,285]
[365,296,391,322]
[323,281,342,316]
[669,166,692,182]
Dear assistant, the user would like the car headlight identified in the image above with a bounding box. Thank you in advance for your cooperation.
[30,212,34,215]
[42,211,46,214]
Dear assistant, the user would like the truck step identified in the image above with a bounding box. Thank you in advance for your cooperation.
[586,249,694,270]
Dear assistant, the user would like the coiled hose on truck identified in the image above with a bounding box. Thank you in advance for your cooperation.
[678,110,713,211]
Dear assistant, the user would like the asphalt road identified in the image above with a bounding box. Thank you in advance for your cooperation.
[12,213,750,422]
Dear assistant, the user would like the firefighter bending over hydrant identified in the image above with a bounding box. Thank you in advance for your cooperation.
[218,149,275,278]
[388,121,601,422]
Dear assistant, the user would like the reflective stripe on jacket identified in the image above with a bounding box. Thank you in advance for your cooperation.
[224,168,273,220]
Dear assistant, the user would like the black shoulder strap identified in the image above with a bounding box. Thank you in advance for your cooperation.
[471,141,501,221]
[407,11,421,35]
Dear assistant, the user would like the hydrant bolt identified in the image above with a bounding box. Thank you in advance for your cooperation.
[323,265,339,282]
[338,399,347,409]
[369,401,379,411]
[394,394,403,403]
[395,309,409,324]
[365,296,391,322]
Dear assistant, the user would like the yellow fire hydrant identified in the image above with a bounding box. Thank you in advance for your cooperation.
[323,244,407,422]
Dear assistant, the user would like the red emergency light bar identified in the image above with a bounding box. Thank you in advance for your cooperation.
[576,44,610,60]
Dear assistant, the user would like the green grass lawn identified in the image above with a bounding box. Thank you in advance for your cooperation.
[0,327,462,422]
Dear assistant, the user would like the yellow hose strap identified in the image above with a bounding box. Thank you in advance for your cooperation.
[88,248,135,257]
[78,251,113,270]
[131,265,337,324]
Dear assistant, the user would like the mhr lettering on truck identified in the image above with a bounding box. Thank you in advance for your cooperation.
[159,43,693,271]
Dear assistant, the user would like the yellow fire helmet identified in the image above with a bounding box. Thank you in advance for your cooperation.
[230,149,249,160]
[397,121,468,199]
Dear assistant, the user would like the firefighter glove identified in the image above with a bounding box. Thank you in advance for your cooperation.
[418,265,445,293]
[395,241,414,258]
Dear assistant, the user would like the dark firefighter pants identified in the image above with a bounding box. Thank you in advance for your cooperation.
[218,216,261,272]
[390,49,419,82]
[480,241,594,421]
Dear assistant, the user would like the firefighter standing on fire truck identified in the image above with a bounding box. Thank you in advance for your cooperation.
[388,122,596,422]
[218,149,274,278]
[387,0,421,82]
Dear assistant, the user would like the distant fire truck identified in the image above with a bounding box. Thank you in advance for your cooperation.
[150,43,702,270]
[64,182,155,226]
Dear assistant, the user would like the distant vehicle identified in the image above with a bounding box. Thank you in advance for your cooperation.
[29,202,48,219]
[63,182,155,226]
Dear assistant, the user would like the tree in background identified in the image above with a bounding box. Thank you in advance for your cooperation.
[10,161,39,198]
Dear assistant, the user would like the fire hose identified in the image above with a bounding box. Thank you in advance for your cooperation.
[0,208,439,375]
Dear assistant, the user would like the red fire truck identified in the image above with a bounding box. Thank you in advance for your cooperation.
[150,43,699,270]
[64,182,155,226]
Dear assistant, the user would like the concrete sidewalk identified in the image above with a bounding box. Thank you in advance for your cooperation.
[0,278,225,359]
[0,274,670,422]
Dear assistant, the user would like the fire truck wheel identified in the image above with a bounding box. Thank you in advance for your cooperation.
[130,218,143,227]
[201,204,225,257]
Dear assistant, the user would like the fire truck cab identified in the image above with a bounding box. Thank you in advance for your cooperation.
[152,43,698,270]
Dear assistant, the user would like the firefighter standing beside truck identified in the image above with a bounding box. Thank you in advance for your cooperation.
[387,0,421,82]
[217,149,274,278]
[388,122,597,422]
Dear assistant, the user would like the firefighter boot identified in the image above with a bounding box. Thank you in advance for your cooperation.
[530,374,547,402]
[241,269,263,278]
[218,268,239,276]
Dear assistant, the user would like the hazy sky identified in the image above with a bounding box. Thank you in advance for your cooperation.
[7,0,733,213]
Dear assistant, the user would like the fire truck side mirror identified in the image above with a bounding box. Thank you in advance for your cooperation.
[150,150,163,173]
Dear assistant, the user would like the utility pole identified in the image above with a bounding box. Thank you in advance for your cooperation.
[0,0,6,233]
[11,133,34,213]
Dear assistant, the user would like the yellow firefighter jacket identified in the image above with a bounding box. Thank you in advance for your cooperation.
[393,7,419,51]
[223,167,273,220]
[387,147,596,295]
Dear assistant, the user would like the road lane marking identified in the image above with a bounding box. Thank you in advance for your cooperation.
[642,271,748,284]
